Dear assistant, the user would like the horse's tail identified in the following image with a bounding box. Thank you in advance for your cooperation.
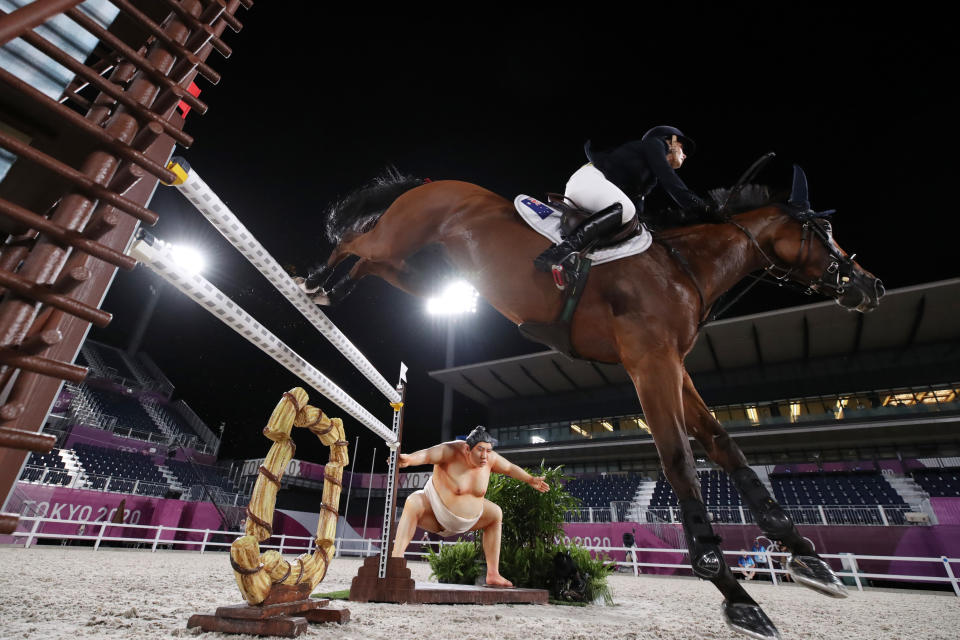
[325,167,427,244]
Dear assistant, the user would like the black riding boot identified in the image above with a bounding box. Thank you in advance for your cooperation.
[533,203,623,273]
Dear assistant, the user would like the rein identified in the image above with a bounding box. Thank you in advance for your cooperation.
[661,212,853,329]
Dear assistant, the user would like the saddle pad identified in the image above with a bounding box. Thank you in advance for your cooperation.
[514,195,652,266]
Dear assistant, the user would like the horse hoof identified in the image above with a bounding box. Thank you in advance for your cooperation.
[309,290,332,306]
[787,555,848,598]
[722,601,781,640]
[293,276,320,295]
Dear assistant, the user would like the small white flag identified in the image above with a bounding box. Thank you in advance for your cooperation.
[399,362,408,383]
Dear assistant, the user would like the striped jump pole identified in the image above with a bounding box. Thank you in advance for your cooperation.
[162,157,400,404]
[128,235,397,445]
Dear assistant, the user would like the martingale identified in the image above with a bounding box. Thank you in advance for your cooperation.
[230,387,349,605]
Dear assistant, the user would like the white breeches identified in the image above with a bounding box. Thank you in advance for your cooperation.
[564,164,636,225]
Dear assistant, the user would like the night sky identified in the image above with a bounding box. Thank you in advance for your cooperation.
[89,9,956,471]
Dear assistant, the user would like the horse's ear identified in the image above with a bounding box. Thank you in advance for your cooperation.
[788,165,811,212]
[788,165,836,219]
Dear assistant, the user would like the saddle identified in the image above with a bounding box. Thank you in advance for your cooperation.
[545,193,640,246]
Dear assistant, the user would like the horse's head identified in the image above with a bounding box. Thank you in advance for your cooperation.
[769,213,884,312]
[765,166,884,312]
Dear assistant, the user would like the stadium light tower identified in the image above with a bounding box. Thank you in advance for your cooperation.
[426,280,479,441]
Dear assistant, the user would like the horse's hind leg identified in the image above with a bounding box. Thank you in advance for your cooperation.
[311,205,441,304]
[615,330,780,639]
[681,371,848,598]
[318,253,440,306]
[303,240,360,292]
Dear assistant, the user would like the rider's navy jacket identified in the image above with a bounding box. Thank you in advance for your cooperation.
[584,137,705,212]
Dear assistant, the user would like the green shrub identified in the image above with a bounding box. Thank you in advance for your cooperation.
[485,464,580,549]
[497,540,614,604]
[425,540,482,585]
[490,464,614,603]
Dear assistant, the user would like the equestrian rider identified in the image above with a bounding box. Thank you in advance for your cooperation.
[534,125,707,275]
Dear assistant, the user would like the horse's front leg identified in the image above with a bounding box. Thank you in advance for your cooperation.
[681,370,848,599]
[615,329,780,640]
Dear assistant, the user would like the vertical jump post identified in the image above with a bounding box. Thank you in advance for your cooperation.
[379,364,406,578]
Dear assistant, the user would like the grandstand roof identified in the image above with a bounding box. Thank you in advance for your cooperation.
[429,278,960,405]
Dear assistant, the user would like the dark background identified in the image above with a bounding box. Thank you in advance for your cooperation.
[90,9,956,470]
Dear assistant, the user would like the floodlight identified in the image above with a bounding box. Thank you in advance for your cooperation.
[426,280,478,316]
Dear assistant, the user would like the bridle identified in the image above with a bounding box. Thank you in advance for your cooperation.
[661,162,867,328]
[729,212,857,299]
[661,209,860,330]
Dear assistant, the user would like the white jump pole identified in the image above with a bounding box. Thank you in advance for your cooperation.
[163,157,400,405]
[129,236,397,445]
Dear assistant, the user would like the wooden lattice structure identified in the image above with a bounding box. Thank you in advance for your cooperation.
[0,0,250,533]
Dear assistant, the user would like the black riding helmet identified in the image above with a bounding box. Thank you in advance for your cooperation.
[641,125,696,157]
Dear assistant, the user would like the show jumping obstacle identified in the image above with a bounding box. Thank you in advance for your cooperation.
[143,160,544,633]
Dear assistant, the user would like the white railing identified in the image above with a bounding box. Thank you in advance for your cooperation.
[564,507,616,523]
[598,543,960,597]
[563,503,920,526]
[19,466,170,498]
[632,504,918,526]
[182,484,247,506]
[5,517,957,596]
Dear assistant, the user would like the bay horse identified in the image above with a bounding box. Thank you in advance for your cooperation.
[302,169,883,639]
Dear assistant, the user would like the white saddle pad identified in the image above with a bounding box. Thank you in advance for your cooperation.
[514,195,652,266]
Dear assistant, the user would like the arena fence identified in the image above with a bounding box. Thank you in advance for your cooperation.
[6,516,958,597]
[565,503,924,526]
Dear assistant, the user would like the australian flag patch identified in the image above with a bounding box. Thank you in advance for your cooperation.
[521,197,556,220]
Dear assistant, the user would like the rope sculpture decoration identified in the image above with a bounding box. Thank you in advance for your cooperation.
[230,387,349,605]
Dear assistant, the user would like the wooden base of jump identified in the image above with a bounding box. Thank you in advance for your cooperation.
[187,584,350,637]
[349,556,548,605]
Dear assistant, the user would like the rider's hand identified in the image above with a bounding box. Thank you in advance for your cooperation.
[529,476,549,493]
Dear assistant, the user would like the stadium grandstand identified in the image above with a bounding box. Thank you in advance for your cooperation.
[9,338,249,536]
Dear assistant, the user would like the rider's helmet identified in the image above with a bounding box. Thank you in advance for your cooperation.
[642,125,696,156]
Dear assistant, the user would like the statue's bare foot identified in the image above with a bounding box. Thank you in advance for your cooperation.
[485,572,513,588]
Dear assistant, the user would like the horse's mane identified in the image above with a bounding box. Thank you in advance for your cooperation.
[644,184,789,233]
[325,167,424,244]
